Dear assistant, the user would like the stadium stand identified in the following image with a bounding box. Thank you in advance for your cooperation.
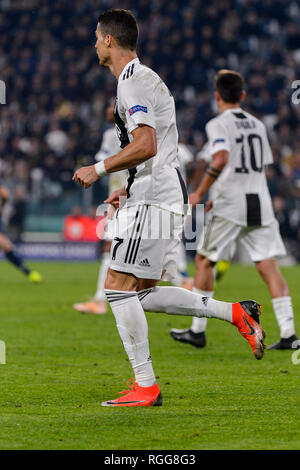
[0,0,300,257]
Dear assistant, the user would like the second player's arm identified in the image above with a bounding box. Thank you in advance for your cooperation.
[73,125,157,188]
[189,150,228,207]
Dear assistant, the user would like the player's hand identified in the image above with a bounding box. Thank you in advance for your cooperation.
[205,200,213,212]
[104,187,127,209]
[72,165,99,189]
[189,191,202,208]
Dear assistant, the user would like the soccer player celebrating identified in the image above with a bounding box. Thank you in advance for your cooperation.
[171,70,298,351]
[0,183,42,283]
[73,10,265,407]
[73,98,127,315]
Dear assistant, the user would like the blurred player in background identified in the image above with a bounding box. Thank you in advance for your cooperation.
[73,99,127,315]
[73,10,266,407]
[171,141,232,346]
[171,70,298,351]
[171,142,194,290]
[0,182,42,283]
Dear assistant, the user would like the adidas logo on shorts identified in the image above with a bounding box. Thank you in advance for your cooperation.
[139,258,151,267]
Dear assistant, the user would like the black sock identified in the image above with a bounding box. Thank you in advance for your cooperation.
[5,250,30,275]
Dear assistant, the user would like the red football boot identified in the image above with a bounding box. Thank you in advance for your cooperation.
[101,378,162,407]
[232,300,266,360]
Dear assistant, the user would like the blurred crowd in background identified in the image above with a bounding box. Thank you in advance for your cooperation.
[0,0,300,257]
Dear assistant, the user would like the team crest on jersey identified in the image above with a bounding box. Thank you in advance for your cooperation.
[129,105,148,115]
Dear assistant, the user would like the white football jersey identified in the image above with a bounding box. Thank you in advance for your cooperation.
[205,107,275,226]
[115,58,187,214]
[177,143,194,182]
[196,142,219,202]
[95,126,128,194]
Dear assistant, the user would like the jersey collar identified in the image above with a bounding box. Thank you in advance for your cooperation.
[223,107,242,115]
[118,57,140,83]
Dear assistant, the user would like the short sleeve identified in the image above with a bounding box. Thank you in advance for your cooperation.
[119,79,156,133]
[206,119,230,156]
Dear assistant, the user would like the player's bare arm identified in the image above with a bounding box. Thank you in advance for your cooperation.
[72,124,157,189]
[105,124,157,172]
[192,158,208,191]
[189,149,228,207]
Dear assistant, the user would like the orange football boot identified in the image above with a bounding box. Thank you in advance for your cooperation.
[101,378,162,407]
[232,300,266,360]
[73,300,107,315]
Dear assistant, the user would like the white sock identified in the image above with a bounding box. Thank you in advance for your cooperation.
[272,296,296,339]
[138,286,232,323]
[190,288,214,333]
[94,253,111,301]
[105,289,156,387]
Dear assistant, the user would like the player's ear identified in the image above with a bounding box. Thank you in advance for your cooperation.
[240,90,246,102]
[105,34,113,47]
[215,91,221,102]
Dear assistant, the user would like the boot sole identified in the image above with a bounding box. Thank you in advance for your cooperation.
[255,329,266,360]
[101,392,163,407]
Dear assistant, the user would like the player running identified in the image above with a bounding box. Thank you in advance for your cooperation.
[171,70,298,351]
[73,110,193,315]
[171,140,233,346]
[73,10,265,407]
[0,182,42,283]
[73,99,127,315]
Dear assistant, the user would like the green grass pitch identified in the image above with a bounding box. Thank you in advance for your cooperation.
[0,261,300,450]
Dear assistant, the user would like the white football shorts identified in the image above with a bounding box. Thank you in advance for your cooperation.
[98,205,118,242]
[102,217,116,242]
[109,204,184,280]
[197,215,286,263]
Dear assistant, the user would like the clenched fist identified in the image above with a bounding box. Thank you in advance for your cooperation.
[72,165,99,189]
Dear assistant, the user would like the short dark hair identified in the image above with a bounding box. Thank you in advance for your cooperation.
[215,69,244,103]
[98,9,138,51]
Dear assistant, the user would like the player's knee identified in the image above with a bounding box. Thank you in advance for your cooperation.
[196,253,214,270]
[256,259,271,276]
[105,268,137,291]
[105,270,118,290]
[256,259,279,279]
